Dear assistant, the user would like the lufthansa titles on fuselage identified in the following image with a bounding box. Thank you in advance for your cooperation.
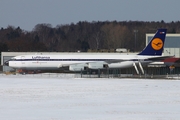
[32,56,50,59]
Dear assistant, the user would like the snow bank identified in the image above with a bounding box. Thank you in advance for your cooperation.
[0,74,180,120]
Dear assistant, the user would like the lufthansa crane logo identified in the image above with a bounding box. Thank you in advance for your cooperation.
[151,38,163,50]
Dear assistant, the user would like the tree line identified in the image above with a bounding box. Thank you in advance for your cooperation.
[0,20,180,53]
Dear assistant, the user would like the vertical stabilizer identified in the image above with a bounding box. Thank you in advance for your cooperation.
[138,29,167,56]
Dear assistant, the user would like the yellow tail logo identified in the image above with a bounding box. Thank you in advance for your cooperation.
[151,38,163,50]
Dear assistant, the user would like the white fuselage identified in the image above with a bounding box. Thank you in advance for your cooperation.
[7,54,158,71]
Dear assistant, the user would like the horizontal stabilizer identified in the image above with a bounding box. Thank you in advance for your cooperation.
[147,56,173,61]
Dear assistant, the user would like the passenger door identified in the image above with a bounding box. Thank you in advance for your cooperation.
[21,56,25,65]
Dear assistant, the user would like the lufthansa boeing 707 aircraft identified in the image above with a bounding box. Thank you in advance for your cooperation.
[4,29,171,74]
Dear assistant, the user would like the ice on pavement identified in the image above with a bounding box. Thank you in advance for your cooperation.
[0,73,180,120]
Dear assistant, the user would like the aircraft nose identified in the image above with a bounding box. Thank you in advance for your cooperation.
[4,61,9,66]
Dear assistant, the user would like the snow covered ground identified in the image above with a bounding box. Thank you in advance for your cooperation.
[0,73,180,120]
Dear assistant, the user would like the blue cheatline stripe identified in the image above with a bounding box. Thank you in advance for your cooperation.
[10,59,148,62]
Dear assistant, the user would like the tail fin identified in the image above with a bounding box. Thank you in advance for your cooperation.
[138,29,167,56]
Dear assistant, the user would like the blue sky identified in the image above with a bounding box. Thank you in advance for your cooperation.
[0,0,180,31]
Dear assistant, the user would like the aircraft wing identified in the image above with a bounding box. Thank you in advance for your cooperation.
[105,59,125,64]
